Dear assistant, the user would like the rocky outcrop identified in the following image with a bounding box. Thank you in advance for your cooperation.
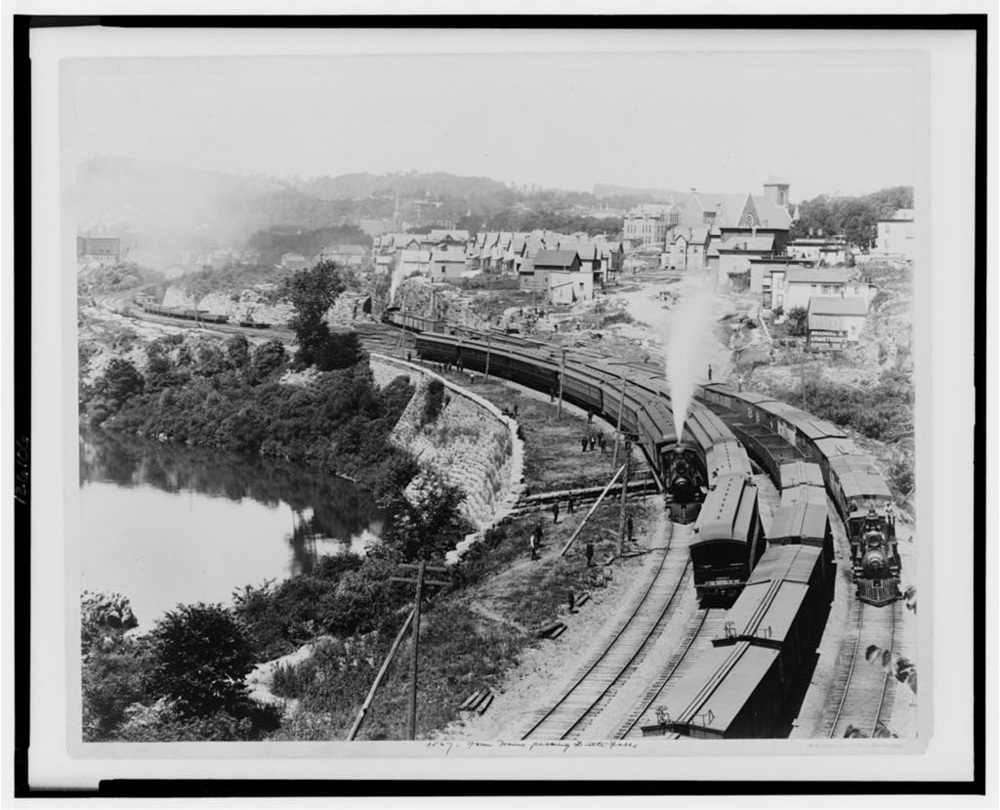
[369,354,525,560]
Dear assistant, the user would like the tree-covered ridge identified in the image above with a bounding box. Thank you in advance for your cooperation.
[790,186,913,246]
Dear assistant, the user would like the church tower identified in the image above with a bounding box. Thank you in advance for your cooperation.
[763,179,791,209]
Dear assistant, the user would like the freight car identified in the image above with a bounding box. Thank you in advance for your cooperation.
[382,307,446,334]
[137,299,230,324]
[651,535,834,738]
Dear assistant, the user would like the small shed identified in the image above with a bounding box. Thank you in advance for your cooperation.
[807,296,869,350]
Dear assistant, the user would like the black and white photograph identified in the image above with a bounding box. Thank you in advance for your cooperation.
[10,11,988,798]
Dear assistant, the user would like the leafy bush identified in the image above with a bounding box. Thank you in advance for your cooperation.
[146,602,256,719]
[786,307,809,337]
[421,379,446,427]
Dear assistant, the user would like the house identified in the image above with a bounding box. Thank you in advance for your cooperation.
[874,208,914,259]
[549,268,594,304]
[623,204,674,247]
[429,246,468,281]
[773,267,873,312]
[747,257,816,308]
[520,250,586,299]
[807,296,869,350]
[596,240,625,281]
[558,241,604,284]
[714,234,776,289]
[77,236,123,266]
[665,225,711,270]
[319,244,368,267]
[280,253,309,271]
[396,249,431,278]
[787,237,848,265]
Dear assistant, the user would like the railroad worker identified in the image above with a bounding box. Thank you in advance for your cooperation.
[407,351,412,363]
[585,542,594,568]
[529,529,538,560]
[549,387,556,403]
[552,500,560,524]
[627,515,634,543]
[884,502,896,526]
[568,496,575,515]
[849,499,859,513]
[535,520,544,545]
[599,434,607,454]
[737,374,743,392]
[590,434,597,452]
[708,363,713,381]
[581,435,589,453]
[513,402,519,419]
[587,408,594,424]
[568,591,576,613]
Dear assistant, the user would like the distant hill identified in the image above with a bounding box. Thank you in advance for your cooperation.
[291,170,513,202]
[75,156,358,253]
[592,183,680,202]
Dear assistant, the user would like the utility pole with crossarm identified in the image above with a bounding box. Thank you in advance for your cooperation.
[389,560,451,740]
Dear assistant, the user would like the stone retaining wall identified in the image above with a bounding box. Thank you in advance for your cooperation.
[369,354,525,561]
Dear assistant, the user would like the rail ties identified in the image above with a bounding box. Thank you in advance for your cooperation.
[615,608,726,740]
[520,523,695,741]
[825,600,900,739]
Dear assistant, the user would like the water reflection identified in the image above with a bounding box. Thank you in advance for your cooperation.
[79,431,389,617]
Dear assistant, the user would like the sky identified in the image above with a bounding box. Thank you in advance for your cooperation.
[66,48,918,200]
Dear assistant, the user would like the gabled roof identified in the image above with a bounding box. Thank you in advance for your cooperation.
[715,234,775,253]
[533,249,580,269]
[808,296,869,316]
[559,242,598,260]
[398,249,431,262]
[785,268,851,285]
[431,249,466,262]
[674,225,710,244]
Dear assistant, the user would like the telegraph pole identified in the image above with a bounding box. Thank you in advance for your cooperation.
[389,561,451,740]
[612,375,628,466]
[557,348,567,419]
[484,334,492,382]
[617,438,632,557]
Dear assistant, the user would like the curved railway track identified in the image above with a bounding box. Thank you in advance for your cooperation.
[520,523,696,741]
[824,599,900,739]
[615,607,725,739]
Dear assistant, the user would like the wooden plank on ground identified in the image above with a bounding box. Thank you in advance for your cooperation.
[476,693,494,715]
[460,689,484,711]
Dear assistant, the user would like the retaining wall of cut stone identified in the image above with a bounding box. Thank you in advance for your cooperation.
[369,354,526,560]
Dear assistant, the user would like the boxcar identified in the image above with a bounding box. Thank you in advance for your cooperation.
[659,642,784,739]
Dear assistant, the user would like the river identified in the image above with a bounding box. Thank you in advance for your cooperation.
[79,431,389,629]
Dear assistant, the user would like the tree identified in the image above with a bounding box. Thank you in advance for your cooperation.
[96,358,145,408]
[313,330,365,372]
[380,472,469,562]
[281,260,348,366]
[146,603,255,719]
[225,333,250,370]
[248,338,287,383]
[786,306,809,337]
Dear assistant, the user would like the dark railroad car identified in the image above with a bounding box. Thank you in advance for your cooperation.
[657,642,783,739]
[560,365,605,416]
[717,544,832,674]
[690,474,765,603]
[778,461,825,491]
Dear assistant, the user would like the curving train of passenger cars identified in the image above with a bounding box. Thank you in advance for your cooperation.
[409,329,767,601]
[697,383,900,607]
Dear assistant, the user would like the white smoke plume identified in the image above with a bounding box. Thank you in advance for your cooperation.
[662,279,717,438]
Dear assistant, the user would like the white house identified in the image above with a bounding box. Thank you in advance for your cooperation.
[874,208,914,259]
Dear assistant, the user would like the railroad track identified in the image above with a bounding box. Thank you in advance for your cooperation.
[615,607,726,739]
[823,599,900,739]
[520,522,696,741]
